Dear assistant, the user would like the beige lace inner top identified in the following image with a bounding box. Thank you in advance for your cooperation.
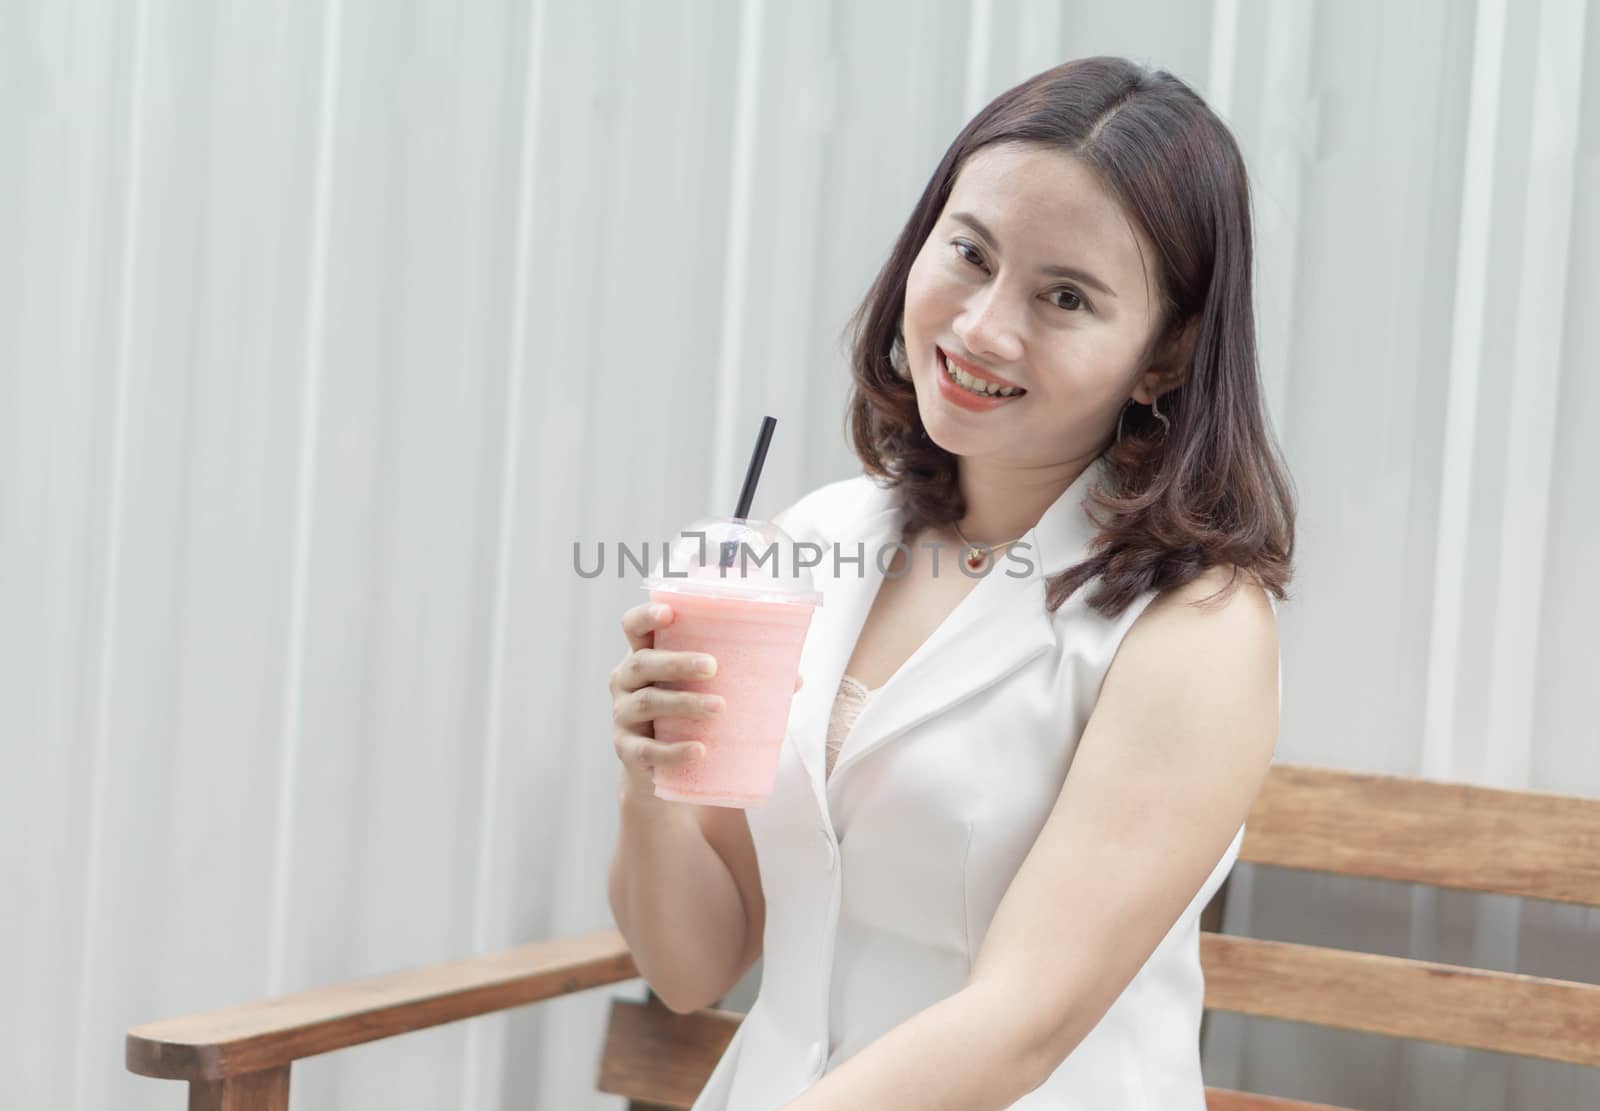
[825,674,877,781]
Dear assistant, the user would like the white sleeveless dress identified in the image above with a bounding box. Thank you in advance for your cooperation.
[688,456,1278,1110]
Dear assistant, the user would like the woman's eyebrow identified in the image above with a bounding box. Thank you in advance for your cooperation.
[949,210,1118,299]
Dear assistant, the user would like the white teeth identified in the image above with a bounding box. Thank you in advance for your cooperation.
[942,353,1023,398]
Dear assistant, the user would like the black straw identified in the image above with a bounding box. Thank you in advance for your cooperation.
[734,416,776,519]
[721,416,777,569]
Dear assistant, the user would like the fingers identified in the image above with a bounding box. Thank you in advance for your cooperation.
[613,683,724,729]
[621,601,673,654]
[614,602,727,785]
[622,733,707,769]
[611,647,719,698]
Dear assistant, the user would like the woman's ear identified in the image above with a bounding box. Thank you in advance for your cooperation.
[1131,316,1199,404]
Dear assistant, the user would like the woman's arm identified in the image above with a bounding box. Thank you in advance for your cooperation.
[780,566,1280,1110]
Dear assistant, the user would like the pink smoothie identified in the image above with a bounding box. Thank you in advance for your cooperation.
[647,587,816,808]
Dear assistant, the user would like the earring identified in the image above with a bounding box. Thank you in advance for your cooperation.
[1116,392,1171,444]
[1151,391,1170,436]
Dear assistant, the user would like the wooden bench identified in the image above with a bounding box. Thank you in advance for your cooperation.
[126,763,1600,1110]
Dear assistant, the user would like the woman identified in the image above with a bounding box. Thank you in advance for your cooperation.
[608,56,1295,1110]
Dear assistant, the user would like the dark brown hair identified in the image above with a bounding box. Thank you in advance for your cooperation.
[842,56,1295,619]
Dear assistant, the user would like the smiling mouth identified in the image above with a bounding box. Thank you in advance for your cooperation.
[938,349,1027,398]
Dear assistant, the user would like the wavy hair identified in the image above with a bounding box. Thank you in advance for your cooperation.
[841,56,1296,619]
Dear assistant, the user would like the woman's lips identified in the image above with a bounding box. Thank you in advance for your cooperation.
[935,347,1025,412]
[939,347,1024,390]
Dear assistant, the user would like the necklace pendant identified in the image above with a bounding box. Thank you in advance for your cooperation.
[964,546,989,571]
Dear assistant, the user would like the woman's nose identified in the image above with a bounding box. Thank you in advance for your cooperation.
[953,285,1024,364]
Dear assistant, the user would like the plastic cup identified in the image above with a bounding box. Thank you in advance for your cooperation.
[641,516,822,808]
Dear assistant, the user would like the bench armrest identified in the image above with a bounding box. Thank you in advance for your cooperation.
[126,928,638,1082]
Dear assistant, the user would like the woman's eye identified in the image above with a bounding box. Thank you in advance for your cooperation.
[952,240,986,269]
[1051,288,1086,312]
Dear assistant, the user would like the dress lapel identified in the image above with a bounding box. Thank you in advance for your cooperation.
[785,482,903,825]
[826,557,1056,784]
[788,455,1112,830]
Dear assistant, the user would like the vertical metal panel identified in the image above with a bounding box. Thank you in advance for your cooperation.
[709,0,766,510]
[1485,0,1587,792]
[458,0,549,1103]
[964,0,995,119]
[265,0,342,1001]
[71,0,147,1108]
[1422,0,1507,784]
[1207,0,1239,117]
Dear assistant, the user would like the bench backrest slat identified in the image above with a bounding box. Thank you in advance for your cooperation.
[1239,765,1600,907]
[1201,934,1600,1066]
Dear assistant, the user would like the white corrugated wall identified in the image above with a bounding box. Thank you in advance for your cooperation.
[2,1,1595,1108]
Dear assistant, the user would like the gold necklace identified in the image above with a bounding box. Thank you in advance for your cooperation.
[949,520,1027,572]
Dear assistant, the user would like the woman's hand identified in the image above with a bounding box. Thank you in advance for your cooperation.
[610,601,804,800]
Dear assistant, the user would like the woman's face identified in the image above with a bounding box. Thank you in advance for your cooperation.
[903,142,1168,465]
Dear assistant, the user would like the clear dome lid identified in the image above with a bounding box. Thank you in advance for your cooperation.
[641,516,823,606]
